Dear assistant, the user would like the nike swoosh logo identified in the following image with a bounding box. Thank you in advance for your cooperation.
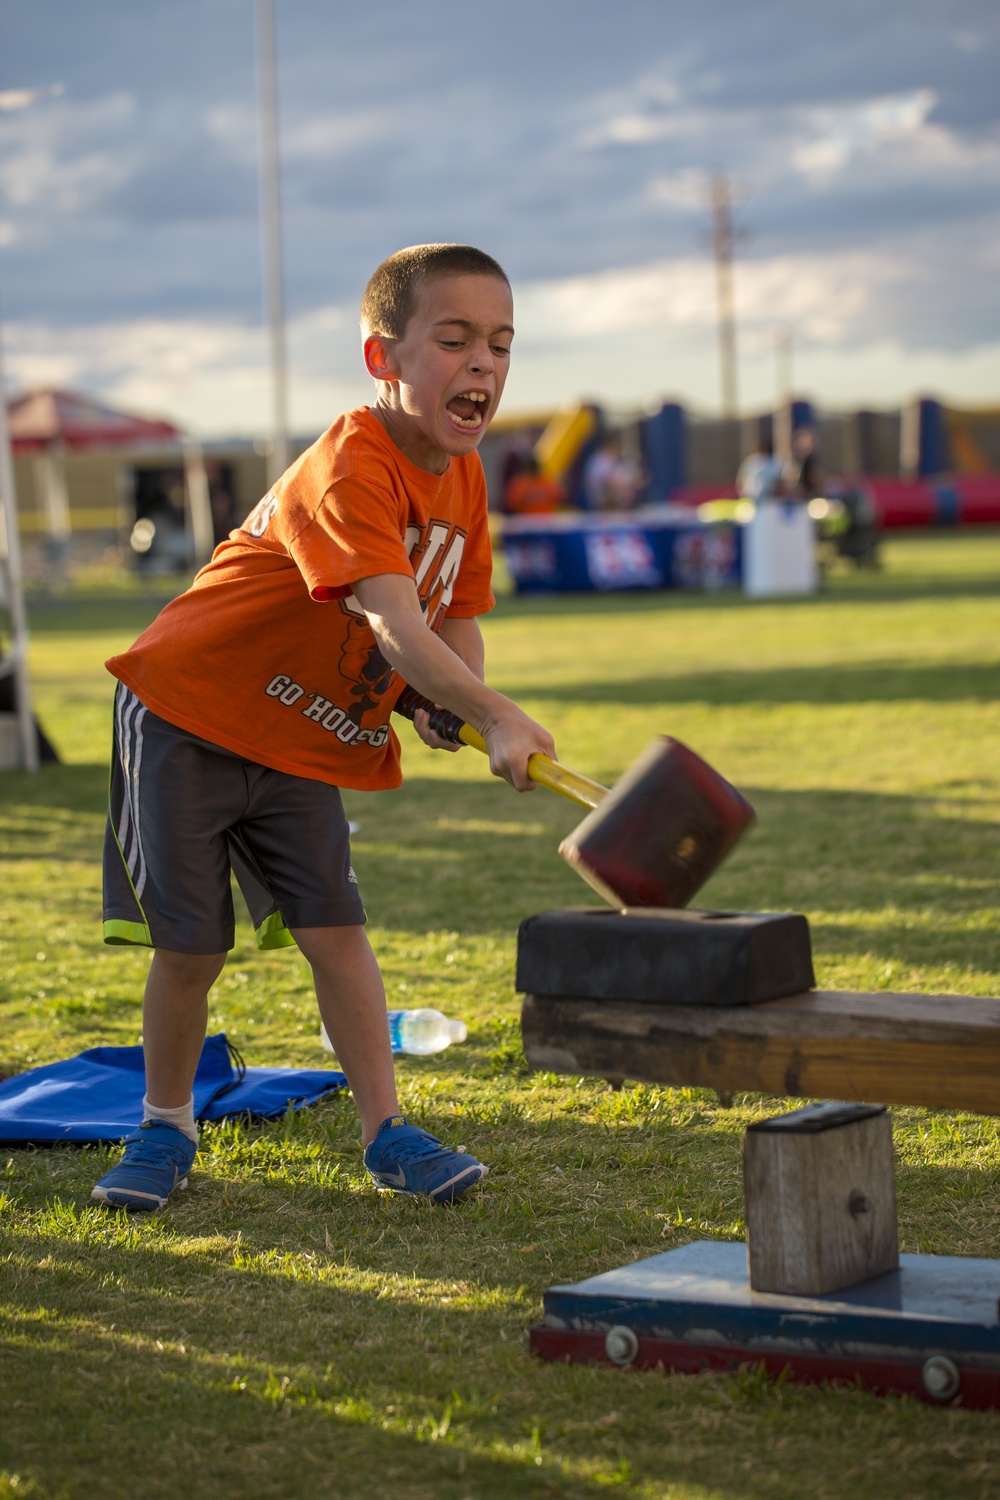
[376,1166,407,1187]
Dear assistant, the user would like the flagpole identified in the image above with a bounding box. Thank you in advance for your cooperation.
[255,0,289,487]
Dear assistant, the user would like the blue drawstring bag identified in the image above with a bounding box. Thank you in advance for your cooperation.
[0,1033,347,1145]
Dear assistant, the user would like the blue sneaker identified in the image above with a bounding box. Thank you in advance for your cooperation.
[91,1121,197,1212]
[364,1115,488,1203]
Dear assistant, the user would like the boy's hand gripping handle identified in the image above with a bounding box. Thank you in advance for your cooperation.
[393,686,606,812]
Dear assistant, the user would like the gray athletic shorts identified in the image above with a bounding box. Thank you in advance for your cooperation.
[103,684,365,954]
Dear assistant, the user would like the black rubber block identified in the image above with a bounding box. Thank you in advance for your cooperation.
[516,908,815,1007]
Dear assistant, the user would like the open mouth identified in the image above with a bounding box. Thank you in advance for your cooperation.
[446,390,490,431]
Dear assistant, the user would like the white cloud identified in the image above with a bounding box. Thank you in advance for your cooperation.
[576,65,684,149]
[591,112,682,146]
[2,303,364,438]
[0,85,64,113]
[0,92,138,214]
[793,89,937,178]
[5,248,999,437]
[6,316,261,404]
[282,109,388,159]
[516,249,896,347]
[647,168,708,210]
[203,105,260,171]
[203,100,389,171]
[579,80,999,206]
[505,329,1000,418]
[2,13,998,433]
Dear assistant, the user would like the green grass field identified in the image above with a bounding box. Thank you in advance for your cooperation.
[2,534,1000,1499]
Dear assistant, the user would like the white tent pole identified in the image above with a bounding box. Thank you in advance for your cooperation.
[255,0,289,488]
[0,333,39,772]
[182,437,215,568]
[0,83,63,772]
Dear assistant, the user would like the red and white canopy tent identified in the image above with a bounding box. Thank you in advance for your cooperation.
[8,387,182,453]
[0,387,208,770]
[9,389,185,551]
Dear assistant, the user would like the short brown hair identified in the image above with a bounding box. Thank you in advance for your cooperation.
[360,243,510,341]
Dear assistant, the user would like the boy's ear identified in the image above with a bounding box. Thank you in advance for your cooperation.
[363,335,398,382]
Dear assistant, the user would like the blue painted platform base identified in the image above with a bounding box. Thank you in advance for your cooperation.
[530,1241,1000,1409]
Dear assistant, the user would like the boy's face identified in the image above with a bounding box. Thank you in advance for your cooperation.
[365,272,514,473]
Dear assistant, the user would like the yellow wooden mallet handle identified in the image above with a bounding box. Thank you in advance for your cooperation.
[394,688,606,812]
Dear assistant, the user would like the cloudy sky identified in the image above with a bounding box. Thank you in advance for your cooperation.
[1,0,998,437]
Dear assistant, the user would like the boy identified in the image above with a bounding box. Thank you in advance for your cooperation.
[92,243,555,1212]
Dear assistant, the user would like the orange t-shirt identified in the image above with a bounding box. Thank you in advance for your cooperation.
[106,407,495,791]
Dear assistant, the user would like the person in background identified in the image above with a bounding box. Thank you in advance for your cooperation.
[500,432,535,494]
[736,436,784,503]
[583,435,643,511]
[502,454,565,514]
[784,426,823,500]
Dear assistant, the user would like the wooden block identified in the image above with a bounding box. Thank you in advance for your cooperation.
[516,908,814,1007]
[743,1102,899,1295]
[520,989,1000,1115]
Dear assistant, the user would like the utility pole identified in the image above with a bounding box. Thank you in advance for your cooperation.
[255,0,289,487]
[774,324,794,462]
[709,174,739,420]
[775,325,794,405]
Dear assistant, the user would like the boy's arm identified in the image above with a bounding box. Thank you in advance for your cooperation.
[438,615,485,681]
[413,616,485,753]
[351,573,553,792]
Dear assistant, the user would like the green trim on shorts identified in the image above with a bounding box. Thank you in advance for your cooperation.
[103,917,154,947]
[255,910,297,951]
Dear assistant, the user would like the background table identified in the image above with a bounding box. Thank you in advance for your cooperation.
[501,504,742,595]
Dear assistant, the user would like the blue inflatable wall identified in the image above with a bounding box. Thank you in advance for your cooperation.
[641,402,686,500]
[914,398,949,476]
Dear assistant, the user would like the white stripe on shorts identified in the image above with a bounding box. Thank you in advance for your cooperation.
[115,685,149,898]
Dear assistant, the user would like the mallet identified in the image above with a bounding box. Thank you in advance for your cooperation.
[394,688,754,909]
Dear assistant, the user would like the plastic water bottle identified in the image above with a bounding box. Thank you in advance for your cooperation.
[320,1007,468,1057]
[387,1008,469,1055]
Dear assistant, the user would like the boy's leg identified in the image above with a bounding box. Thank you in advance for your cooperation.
[291,925,398,1146]
[98,689,247,1210]
[233,768,487,1202]
[294,922,488,1203]
[142,948,227,1108]
[92,947,226,1211]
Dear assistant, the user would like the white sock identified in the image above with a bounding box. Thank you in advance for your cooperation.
[143,1094,198,1144]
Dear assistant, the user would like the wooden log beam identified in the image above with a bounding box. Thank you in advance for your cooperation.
[520,990,1000,1114]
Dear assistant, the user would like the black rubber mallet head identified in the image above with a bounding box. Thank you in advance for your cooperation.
[557,734,755,908]
[394,690,755,908]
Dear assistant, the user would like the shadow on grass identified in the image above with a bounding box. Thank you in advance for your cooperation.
[3,1111,999,1500]
[0,764,107,809]
[1,1144,993,1500]
[22,557,1000,642]
[514,659,1000,707]
[26,594,175,637]
[486,573,1000,623]
[0,1211,751,1500]
[0,1292,610,1500]
[348,779,1000,953]
[0,765,108,862]
[2,769,999,973]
